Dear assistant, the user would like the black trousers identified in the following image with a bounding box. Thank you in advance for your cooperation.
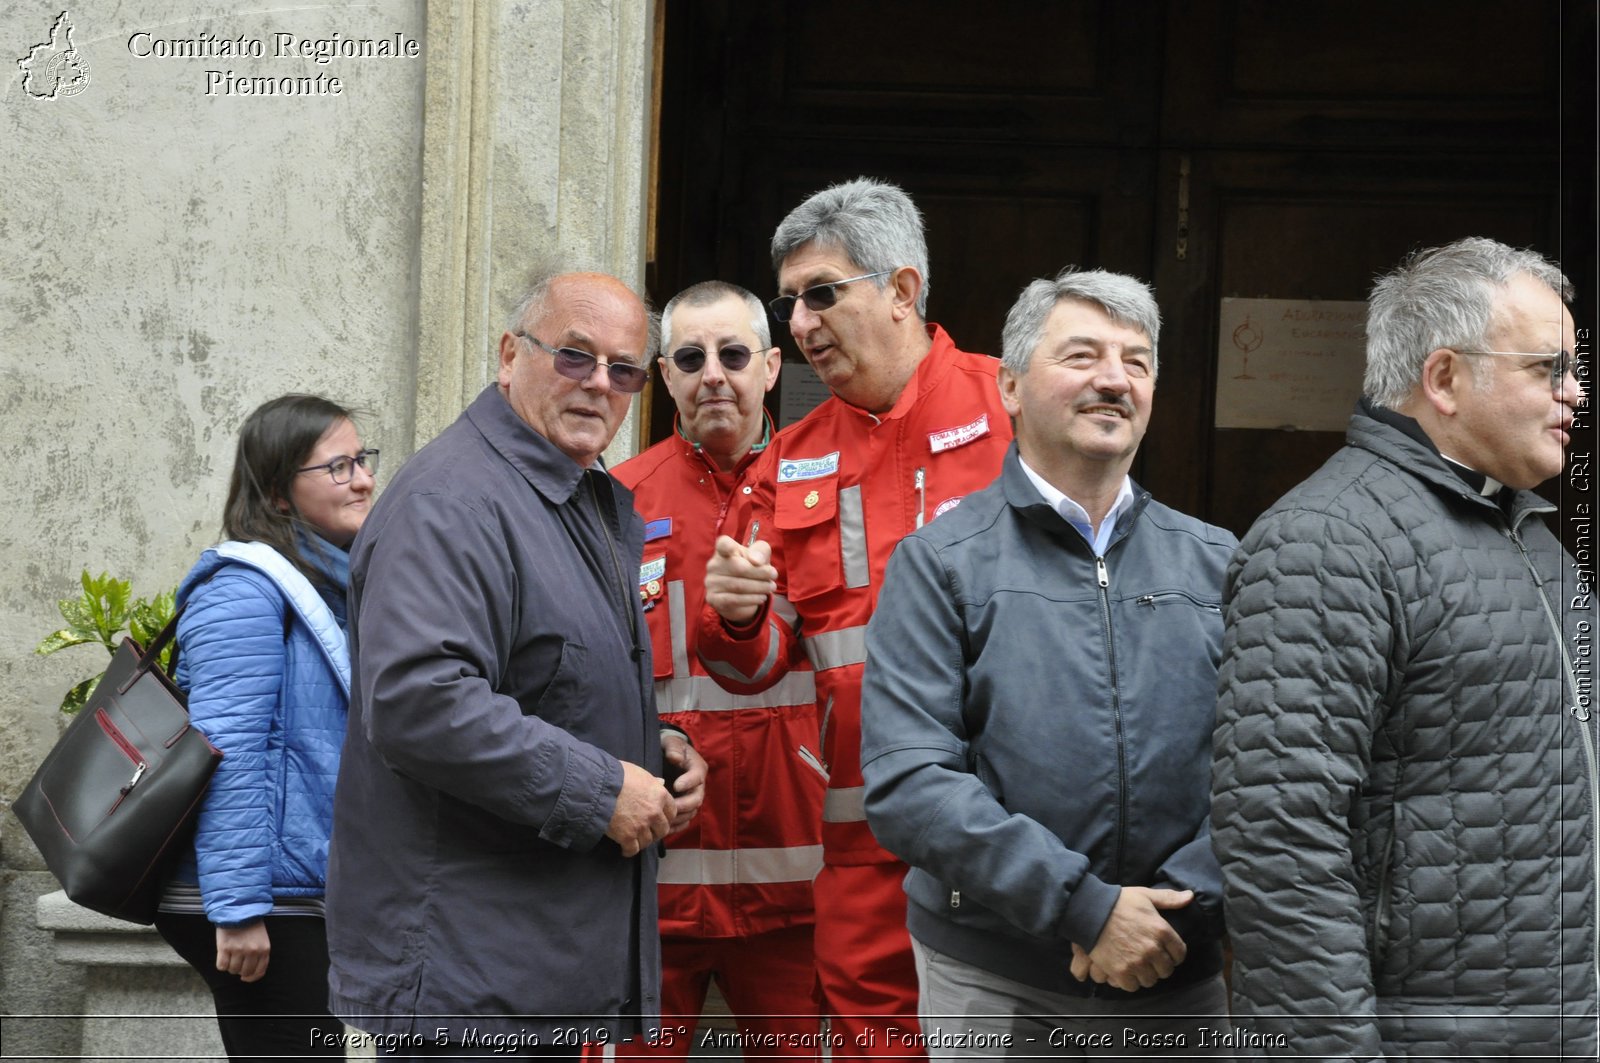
[153,911,343,1061]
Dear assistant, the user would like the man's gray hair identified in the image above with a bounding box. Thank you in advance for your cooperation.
[660,280,771,356]
[504,270,660,358]
[770,177,931,317]
[1364,237,1571,408]
[1000,268,1161,378]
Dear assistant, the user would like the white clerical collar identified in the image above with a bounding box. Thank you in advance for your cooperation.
[1439,452,1505,497]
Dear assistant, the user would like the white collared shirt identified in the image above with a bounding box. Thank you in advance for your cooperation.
[1017,457,1136,556]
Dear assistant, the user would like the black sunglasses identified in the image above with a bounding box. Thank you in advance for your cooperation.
[667,344,757,374]
[516,332,650,394]
[768,269,895,323]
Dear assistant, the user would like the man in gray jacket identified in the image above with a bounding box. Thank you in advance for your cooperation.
[862,268,1235,1056]
[1212,237,1596,1058]
[326,271,707,1057]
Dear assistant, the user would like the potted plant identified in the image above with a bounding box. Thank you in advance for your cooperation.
[36,570,177,714]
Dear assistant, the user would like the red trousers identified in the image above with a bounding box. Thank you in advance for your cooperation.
[813,862,926,1062]
[602,924,820,1060]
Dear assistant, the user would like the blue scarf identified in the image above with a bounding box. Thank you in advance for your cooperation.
[296,529,351,626]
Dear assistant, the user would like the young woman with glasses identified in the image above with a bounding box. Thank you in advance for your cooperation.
[152,393,378,1060]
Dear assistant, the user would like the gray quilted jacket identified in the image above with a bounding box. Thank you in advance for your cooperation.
[1212,407,1598,1060]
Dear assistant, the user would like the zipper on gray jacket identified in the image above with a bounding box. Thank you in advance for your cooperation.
[1507,520,1600,987]
[1095,553,1127,881]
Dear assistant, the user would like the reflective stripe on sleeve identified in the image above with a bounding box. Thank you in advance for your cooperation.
[653,670,818,714]
[771,593,800,628]
[822,785,867,823]
[699,619,784,685]
[840,484,869,589]
[657,844,825,885]
[803,625,868,671]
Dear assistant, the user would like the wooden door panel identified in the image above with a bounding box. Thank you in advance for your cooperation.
[1163,0,1558,151]
[1148,149,1559,533]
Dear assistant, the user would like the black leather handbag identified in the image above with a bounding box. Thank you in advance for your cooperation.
[13,616,222,923]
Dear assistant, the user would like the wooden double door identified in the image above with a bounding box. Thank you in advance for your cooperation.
[651,0,1593,535]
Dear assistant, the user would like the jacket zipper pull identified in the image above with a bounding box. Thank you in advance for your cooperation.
[915,467,927,529]
[950,889,961,909]
[1507,525,1546,588]
[1096,556,1109,588]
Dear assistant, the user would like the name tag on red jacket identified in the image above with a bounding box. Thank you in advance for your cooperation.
[928,414,992,454]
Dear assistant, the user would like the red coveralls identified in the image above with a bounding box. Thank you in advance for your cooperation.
[696,328,1013,1060]
[611,427,826,1060]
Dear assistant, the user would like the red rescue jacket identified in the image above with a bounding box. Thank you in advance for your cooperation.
[696,326,1013,866]
[615,425,825,938]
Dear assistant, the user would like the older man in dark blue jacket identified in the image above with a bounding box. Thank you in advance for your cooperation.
[862,268,1235,1057]
[326,271,707,1058]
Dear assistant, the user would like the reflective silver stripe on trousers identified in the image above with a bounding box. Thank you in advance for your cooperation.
[839,484,869,588]
[668,579,691,677]
[653,670,818,714]
[657,844,825,885]
[804,625,869,672]
[822,785,867,823]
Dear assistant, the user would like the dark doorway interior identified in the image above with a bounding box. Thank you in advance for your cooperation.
[650,0,1595,536]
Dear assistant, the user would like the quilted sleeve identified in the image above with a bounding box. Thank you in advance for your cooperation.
[180,567,286,927]
[1211,507,1400,1060]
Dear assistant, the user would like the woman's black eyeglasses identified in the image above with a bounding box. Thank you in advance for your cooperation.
[298,449,380,484]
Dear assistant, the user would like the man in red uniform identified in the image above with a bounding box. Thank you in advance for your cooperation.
[612,281,826,1059]
[698,178,1013,1059]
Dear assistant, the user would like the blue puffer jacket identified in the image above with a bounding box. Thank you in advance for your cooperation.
[170,538,351,927]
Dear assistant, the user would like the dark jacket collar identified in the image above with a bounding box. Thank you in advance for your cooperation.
[464,384,594,506]
[998,443,1151,551]
[1348,400,1553,525]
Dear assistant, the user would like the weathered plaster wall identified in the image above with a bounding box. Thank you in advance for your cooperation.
[1,1,427,1053]
[1,0,654,1054]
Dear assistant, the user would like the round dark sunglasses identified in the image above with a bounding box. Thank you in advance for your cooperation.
[666,344,757,374]
[516,332,650,394]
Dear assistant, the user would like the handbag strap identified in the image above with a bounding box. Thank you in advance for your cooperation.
[118,609,184,695]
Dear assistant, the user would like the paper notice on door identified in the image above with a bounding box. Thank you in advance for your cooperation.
[1214,298,1368,431]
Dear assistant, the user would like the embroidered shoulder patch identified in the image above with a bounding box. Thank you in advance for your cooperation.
[777,452,841,483]
[933,497,964,519]
[928,414,992,454]
[639,556,667,585]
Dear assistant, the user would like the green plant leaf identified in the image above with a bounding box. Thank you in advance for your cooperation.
[60,675,99,715]
[79,570,133,646]
[35,629,99,656]
[42,571,178,713]
[57,594,96,632]
[129,591,178,673]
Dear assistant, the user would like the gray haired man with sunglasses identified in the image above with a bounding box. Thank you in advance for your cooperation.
[698,177,1014,1060]
[327,271,708,1058]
